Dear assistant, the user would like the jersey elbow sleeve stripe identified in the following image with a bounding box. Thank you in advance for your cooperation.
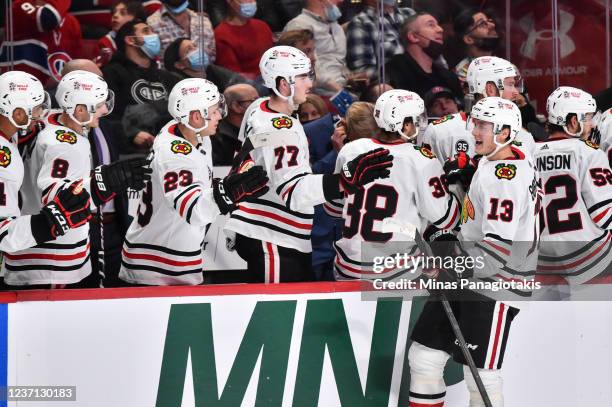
[173,184,199,208]
[177,188,201,218]
[323,201,343,217]
[433,196,460,230]
[276,172,309,197]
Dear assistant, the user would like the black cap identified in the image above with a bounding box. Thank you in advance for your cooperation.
[424,86,455,108]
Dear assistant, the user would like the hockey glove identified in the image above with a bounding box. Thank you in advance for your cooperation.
[91,157,152,205]
[443,152,476,189]
[213,165,269,215]
[37,181,92,240]
[339,148,393,194]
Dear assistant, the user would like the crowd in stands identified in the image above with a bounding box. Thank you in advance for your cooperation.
[0,0,611,289]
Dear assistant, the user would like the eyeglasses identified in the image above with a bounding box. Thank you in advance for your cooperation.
[467,18,495,34]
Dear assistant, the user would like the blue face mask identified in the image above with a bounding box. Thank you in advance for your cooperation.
[166,0,189,14]
[325,4,342,22]
[187,49,209,70]
[239,2,257,18]
[382,0,396,5]
[140,34,161,58]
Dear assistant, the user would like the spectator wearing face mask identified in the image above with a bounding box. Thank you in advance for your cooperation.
[147,0,216,60]
[214,0,274,79]
[96,1,147,66]
[163,37,244,92]
[453,8,500,86]
[102,19,181,151]
[385,12,462,100]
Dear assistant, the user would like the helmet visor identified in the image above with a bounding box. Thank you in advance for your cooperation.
[31,91,51,121]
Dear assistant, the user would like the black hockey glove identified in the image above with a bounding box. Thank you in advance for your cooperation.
[34,181,92,242]
[213,165,269,215]
[421,225,463,285]
[443,151,476,189]
[340,148,393,194]
[91,157,152,205]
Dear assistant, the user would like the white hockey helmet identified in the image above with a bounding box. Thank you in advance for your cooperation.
[55,70,114,127]
[168,78,226,133]
[259,46,313,106]
[0,71,50,130]
[466,56,523,96]
[592,108,612,145]
[374,89,427,141]
[546,86,596,137]
[470,96,522,158]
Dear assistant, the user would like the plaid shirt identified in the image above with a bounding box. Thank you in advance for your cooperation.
[346,6,415,79]
[147,6,216,63]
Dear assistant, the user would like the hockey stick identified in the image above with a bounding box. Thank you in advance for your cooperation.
[382,219,493,407]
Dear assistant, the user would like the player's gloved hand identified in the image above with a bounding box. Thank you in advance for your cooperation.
[340,148,393,194]
[421,225,464,286]
[91,157,152,204]
[443,152,476,189]
[213,165,269,215]
[40,181,92,238]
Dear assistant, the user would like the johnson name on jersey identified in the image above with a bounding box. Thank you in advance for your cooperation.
[459,147,540,300]
[4,113,92,285]
[329,138,460,280]
[120,122,220,285]
[535,138,612,284]
[225,98,327,253]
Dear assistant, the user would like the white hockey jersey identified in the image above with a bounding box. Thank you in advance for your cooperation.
[459,147,540,300]
[0,133,41,253]
[225,98,327,253]
[328,138,460,280]
[595,107,612,166]
[120,122,220,285]
[4,113,92,286]
[419,112,536,165]
[535,137,612,284]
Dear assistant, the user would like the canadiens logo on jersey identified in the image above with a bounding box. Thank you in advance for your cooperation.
[414,145,435,159]
[432,114,452,125]
[55,130,77,144]
[461,195,475,224]
[170,140,192,155]
[0,146,11,167]
[495,163,517,180]
[271,116,293,129]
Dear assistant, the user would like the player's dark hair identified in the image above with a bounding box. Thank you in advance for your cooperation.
[546,113,577,135]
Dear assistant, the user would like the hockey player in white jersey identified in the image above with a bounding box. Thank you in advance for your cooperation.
[536,86,612,285]
[224,46,393,283]
[120,78,269,286]
[409,97,540,407]
[592,107,612,167]
[327,89,460,279]
[419,56,536,169]
[0,71,92,257]
[6,70,151,287]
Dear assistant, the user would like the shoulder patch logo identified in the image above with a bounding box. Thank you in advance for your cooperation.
[495,163,517,180]
[0,146,11,167]
[512,140,523,146]
[583,139,599,149]
[432,114,453,125]
[461,195,475,224]
[55,129,77,144]
[171,140,192,155]
[414,145,436,159]
[271,116,293,129]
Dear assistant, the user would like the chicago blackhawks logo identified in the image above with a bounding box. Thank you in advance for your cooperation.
[414,145,436,159]
[170,140,192,155]
[461,195,475,224]
[432,114,452,125]
[55,130,77,144]
[0,146,11,167]
[583,139,599,149]
[271,116,293,129]
[495,163,517,180]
